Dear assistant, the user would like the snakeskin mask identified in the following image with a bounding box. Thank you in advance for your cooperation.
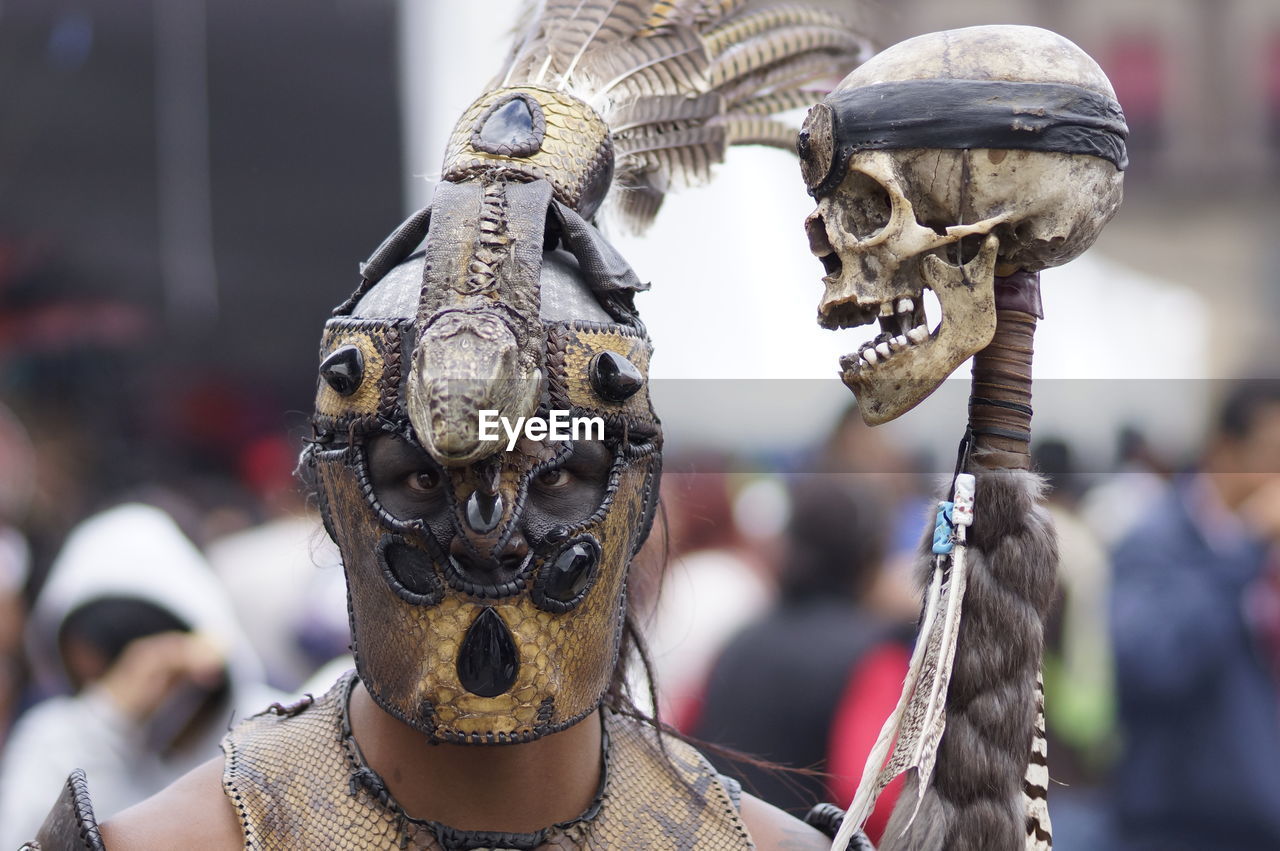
[303,176,661,743]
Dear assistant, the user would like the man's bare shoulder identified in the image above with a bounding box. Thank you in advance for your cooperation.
[99,755,242,850]
[739,792,832,851]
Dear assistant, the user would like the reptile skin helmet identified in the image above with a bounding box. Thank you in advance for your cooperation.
[302,174,662,744]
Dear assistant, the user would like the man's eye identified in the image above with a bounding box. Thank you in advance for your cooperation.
[536,468,571,489]
[405,469,442,494]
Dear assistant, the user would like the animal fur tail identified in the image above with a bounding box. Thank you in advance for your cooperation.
[880,465,1057,851]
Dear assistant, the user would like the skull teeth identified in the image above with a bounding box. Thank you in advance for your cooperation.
[851,322,932,371]
[841,290,939,375]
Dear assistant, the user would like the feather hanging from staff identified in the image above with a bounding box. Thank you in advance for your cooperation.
[491,0,873,229]
[835,466,1059,851]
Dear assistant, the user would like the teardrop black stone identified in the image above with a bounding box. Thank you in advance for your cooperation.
[320,345,364,396]
[589,351,644,402]
[479,98,535,147]
[544,542,598,603]
[457,607,519,698]
[465,491,503,534]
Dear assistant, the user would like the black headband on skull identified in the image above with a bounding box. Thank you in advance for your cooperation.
[801,79,1129,198]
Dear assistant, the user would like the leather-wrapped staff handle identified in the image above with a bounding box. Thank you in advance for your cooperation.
[969,270,1042,471]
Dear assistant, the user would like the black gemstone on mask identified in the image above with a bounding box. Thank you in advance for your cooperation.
[544,542,598,603]
[465,491,503,534]
[320,345,364,396]
[589,351,644,402]
[457,607,519,697]
[378,537,443,605]
[479,98,537,149]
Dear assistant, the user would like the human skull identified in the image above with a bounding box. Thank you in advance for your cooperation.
[799,26,1125,424]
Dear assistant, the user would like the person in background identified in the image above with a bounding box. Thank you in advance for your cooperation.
[690,477,910,844]
[641,453,775,727]
[0,401,37,745]
[1080,425,1172,549]
[0,526,29,748]
[0,502,277,846]
[1110,378,1280,850]
[207,434,347,691]
[819,404,926,624]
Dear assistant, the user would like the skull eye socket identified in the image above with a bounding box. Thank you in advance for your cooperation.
[931,233,986,267]
[918,220,990,268]
[837,171,892,241]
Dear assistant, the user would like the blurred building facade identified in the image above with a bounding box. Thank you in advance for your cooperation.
[0,1,405,587]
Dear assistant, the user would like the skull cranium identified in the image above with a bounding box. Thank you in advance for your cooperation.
[799,26,1125,424]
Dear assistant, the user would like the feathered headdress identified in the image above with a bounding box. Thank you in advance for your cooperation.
[446,0,873,229]
[392,0,872,467]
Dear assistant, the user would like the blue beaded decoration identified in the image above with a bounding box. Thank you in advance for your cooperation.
[932,501,956,555]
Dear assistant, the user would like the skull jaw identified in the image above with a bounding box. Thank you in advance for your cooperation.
[839,239,1000,425]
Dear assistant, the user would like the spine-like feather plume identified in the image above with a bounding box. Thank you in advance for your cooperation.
[719,116,797,149]
[610,92,721,132]
[615,124,726,183]
[589,30,710,98]
[703,5,859,56]
[708,25,869,89]
[728,88,827,116]
[501,0,871,229]
[641,0,747,33]
[718,53,846,109]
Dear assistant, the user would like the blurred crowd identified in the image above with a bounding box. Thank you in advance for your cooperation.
[1,378,1280,849]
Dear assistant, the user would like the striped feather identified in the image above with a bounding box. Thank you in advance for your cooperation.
[641,0,745,32]
[497,2,544,83]
[612,178,667,228]
[615,124,726,182]
[709,25,869,89]
[703,4,853,57]
[1025,671,1054,849]
[504,0,659,84]
[836,565,948,848]
[543,0,655,64]
[499,0,869,231]
[610,92,721,132]
[728,88,825,115]
[642,0,684,31]
[586,30,710,98]
[719,53,846,108]
[719,116,797,149]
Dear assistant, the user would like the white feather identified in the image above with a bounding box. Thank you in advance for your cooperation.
[833,566,945,849]
[832,523,974,849]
